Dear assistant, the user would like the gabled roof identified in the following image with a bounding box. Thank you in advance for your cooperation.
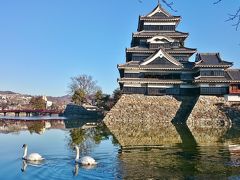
[118,60,193,71]
[141,48,183,66]
[140,16,181,22]
[166,47,197,54]
[140,3,181,22]
[126,46,197,54]
[226,69,240,81]
[194,68,240,83]
[146,3,171,17]
[194,77,230,83]
[195,53,233,68]
[118,78,183,85]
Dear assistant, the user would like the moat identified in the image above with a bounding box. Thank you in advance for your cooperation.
[0,117,240,179]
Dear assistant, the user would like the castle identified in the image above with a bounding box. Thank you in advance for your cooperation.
[117,3,240,101]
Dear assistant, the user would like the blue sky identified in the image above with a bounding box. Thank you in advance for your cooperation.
[0,0,239,96]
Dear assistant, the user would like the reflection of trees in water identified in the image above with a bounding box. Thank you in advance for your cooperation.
[69,123,110,145]
[0,119,65,134]
[68,123,116,155]
[68,128,92,156]
[27,122,45,134]
[69,128,86,145]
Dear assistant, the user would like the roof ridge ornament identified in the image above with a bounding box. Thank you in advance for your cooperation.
[146,1,172,17]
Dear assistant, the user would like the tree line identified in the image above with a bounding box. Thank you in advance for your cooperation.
[69,74,122,111]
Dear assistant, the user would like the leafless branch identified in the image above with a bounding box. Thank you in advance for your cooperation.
[226,7,240,30]
[214,0,240,30]
[137,0,177,12]
[213,0,223,5]
[162,0,177,12]
[68,74,100,95]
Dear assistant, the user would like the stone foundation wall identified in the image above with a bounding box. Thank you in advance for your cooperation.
[187,96,231,127]
[104,95,183,147]
[105,95,182,124]
[104,94,238,147]
[105,95,236,127]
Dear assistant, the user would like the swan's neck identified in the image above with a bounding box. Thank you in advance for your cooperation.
[75,147,79,160]
[23,146,27,159]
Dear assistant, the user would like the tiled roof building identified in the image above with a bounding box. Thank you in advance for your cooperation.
[118,3,240,98]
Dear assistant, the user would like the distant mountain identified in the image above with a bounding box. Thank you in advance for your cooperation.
[0,90,71,104]
[0,91,17,95]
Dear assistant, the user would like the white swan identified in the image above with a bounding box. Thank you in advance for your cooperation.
[74,145,97,166]
[22,144,44,161]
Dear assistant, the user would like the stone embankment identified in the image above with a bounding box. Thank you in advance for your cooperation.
[104,95,182,147]
[104,94,239,148]
[63,104,103,119]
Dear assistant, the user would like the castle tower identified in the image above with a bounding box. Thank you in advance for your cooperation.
[117,3,238,96]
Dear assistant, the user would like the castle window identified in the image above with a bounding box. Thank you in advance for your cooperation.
[143,25,175,31]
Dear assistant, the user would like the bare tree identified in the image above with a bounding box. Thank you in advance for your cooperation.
[68,74,100,95]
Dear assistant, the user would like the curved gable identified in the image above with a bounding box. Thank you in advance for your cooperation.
[147,35,175,44]
[141,48,183,66]
[146,4,171,17]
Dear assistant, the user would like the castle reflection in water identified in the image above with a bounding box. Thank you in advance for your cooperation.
[0,117,240,179]
[1,116,239,151]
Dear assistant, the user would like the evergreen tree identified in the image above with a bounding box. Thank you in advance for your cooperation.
[29,96,46,110]
[94,90,104,108]
[71,89,86,105]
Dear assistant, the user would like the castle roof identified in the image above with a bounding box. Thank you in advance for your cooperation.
[133,31,189,38]
[118,78,183,84]
[127,46,197,54]
[194,70,240,83]
[118,61,182,70]
[140,48,183,66]
[140,3,180,21]
[195,53,233,68]
[226,69,240,82]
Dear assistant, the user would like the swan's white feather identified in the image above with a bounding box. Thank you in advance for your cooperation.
[26,153,44,161]
[76,156,97,165]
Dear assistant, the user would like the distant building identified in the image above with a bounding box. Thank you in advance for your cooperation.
[46,101,53,108]
[117,3,240,100]
[41,95,53,108]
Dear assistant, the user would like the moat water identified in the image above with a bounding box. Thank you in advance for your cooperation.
[0,116,240,179]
